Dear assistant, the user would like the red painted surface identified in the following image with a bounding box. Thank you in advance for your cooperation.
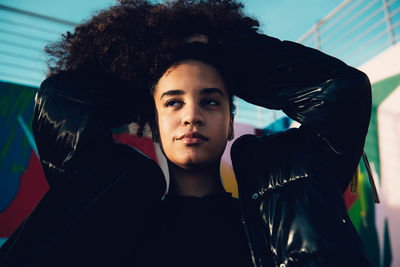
[113,133,158,162]
[343,184,358,210]
[0,151,48,237]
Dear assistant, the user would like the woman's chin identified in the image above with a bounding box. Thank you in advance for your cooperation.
[171,157,219,171]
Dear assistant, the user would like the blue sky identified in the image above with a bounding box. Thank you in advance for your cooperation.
[243,0,344,40]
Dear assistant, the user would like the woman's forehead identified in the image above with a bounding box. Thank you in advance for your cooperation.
[155,60,228,96]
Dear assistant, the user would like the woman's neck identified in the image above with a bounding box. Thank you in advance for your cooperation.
[167,161,225,197]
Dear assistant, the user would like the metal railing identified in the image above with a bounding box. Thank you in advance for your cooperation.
[0,4,76,87]
[297,0,400,67]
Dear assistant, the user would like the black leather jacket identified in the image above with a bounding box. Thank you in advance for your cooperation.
[0,37,371,267]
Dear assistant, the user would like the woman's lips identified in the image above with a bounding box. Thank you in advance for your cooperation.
[181,137,205,145]
[178,132,208,145]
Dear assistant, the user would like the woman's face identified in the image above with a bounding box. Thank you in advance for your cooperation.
[153,60,233,170]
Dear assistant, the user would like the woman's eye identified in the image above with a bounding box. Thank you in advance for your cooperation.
[202,99,220,107]
[164,99,182,108]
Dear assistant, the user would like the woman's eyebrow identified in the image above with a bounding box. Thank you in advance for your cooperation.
[201,88,224,96]
[160,89,184,99]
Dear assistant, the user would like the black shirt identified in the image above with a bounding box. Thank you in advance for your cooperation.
[133,192,253,267]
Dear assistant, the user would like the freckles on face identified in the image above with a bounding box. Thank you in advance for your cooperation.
[153,60,232,169]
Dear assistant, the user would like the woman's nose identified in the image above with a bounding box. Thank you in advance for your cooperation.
[182,104,204,126]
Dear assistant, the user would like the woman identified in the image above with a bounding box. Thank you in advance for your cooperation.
[0,1,372,266]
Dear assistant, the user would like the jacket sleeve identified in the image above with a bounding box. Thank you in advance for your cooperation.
[230,33,371,192]
[230,33,372,267]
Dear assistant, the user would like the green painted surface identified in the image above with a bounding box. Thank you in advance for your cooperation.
[0,81,37,211]
[0,89,13,117]
[353,171,380,267]
[11,162,27,174]
[0,84,36,169]
[366,73,400,179]
[348,173,366,232]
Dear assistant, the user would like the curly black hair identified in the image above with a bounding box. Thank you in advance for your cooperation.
[45,0,260,136]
